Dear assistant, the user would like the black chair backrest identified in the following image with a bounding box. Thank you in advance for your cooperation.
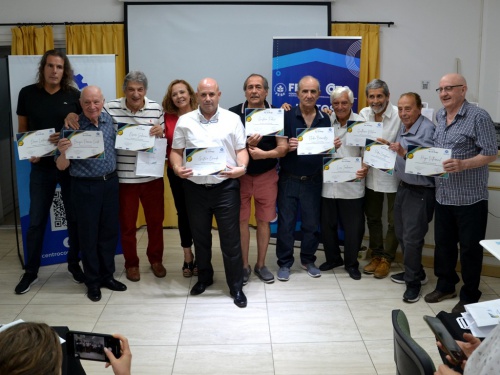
[392,309,436,375]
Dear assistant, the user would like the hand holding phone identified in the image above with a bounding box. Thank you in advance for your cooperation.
[423,315,467,364]
[66,330,122,363]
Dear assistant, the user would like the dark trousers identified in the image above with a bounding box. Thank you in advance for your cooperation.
[25,165,80,274]
[183,179,243,292]
[321,196,364,269]
[434,200,488,303]
[394,184,435,286]
[364,187,398,261]
[276,173,322,268]
[72,175,119,288]
[167,167,193,248]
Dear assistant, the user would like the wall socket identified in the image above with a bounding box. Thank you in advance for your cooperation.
[421,81,430,90]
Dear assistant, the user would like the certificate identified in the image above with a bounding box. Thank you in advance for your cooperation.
[185,147,226,176]
[115,124,155,152]
[135,138,167,177]
[16,129,57,160]
[405,145,451,178]
[363,139,396,175]
[63,130,105,159]
[244,108,284,136]
[346,121,383,146]
[323,156,362,183]
[296,127,335,155]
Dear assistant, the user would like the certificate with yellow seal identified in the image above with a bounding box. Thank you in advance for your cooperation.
[245,108,284,136]
[184,147,226,176]
[16,128,57,160]
[346,121,383,146]
[63,130,105,159]
[405,145,451,178]
[296,127,335,155]
[115,123,155,152]
[323,156,361,183]
[363,139,396,175]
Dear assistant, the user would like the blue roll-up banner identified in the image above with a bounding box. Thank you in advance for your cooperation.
[272,37,362,110]
[9,55,117,267]
[270,37,361,240]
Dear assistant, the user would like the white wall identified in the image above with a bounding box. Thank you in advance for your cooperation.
[1,0,499,119]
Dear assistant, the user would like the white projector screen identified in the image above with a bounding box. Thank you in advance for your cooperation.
[125,2,330,107]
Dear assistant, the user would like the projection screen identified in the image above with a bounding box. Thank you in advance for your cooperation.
[125,2,331,107]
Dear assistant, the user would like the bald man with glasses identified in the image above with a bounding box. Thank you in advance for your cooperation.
[424,73,497,314]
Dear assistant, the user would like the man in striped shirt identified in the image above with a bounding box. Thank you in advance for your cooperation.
[104,71,166,282]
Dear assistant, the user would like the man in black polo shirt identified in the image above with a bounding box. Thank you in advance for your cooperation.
[276,75,331,281]
[229,74,288,285]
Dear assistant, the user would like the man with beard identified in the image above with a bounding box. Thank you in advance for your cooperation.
[360,79,400,279]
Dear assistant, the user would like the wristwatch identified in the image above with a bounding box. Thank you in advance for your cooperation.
[240,164,247,173]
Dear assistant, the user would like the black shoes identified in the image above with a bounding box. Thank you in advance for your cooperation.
[319,259,344,271]
[190,281,213,295]
[68,263,86,284]
[230,290,247,308]
[346,267,361,280]
[102,278,127,291]
[15,273,38,294]
[87,287,102,302]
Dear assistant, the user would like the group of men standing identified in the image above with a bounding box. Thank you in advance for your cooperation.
[14,49,497,312]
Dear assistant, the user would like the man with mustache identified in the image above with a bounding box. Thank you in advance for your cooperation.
[229,74,288,284]
[360,79,400,279]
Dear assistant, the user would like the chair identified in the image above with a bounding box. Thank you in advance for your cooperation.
[392,309,436,375]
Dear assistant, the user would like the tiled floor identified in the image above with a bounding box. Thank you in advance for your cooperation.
[1,225,500,374]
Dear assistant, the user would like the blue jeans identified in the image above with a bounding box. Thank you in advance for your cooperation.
[276,173,322,268]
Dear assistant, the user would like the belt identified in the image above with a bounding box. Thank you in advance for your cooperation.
[74,171,117,181]
[189,178,231,189]
[399,180,433,190]
[282,171,320,181]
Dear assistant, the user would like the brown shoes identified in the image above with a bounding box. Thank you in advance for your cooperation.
[126,266,140,282]
[424,289,457,303]
[151,263,167,278]
[363,257,381,274]
[374,258,391,279]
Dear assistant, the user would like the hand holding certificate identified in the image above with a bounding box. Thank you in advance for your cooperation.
[16,129,57,160]
[115,124,155,152]
[405,145,451,178]
[364,139,396,175]
[323,157,362,183]
[245,108,284,136]
[184,147,226,176]
[63,130,105,159]
[296,127,335,155]
[346,121,383,146]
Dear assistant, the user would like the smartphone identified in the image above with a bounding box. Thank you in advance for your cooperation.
[423,315,467,363]
[66,330,121,362]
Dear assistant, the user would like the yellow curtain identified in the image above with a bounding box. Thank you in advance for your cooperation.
[11,26,54,55]
[65,24,125,97]
[332,24,380,112]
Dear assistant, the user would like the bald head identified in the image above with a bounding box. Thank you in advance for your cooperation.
[196,77,221,119]
[80,85,104,124]
[438,73,467,112]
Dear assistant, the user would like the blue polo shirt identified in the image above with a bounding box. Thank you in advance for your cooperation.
[280,106,331,176]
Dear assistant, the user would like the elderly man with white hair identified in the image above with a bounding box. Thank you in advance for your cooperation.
[319,86,368,280]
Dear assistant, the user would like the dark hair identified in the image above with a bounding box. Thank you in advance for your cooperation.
[162,79,197,114]
[399,92,423,109]
[365,79,390,96]
[0,322,62,375]
[36,49,74,91]
[243,74,269,91]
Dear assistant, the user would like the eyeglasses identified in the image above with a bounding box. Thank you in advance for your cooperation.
[198,113,219,124]
[435,85,463,93]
